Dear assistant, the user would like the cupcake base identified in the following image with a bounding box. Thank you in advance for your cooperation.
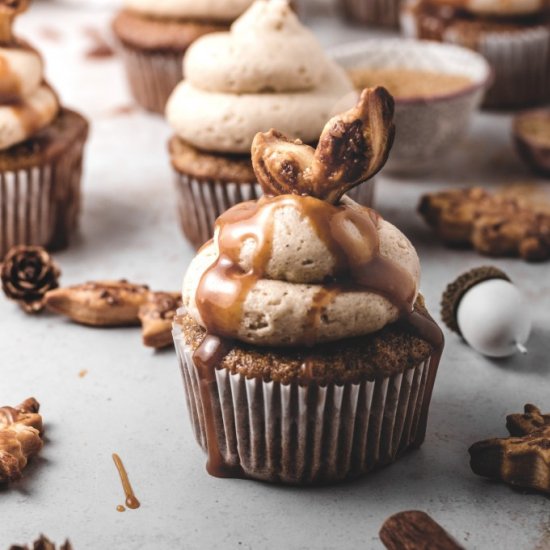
[0,109,89,258]
[170,137,375,249]
[173,308,443,484]
[341,0,402,27]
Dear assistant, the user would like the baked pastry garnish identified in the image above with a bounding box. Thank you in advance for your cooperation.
[9,535,73,550]
[44,280,150,326]
[138,291,182,349]
[380,511,463,550]
[1,246,61,313]
[469,404,550,494]
[418,187,550,262]
[0,397,43,484]
[252,87,395,204]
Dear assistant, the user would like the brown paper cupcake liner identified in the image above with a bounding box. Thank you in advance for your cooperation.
[0,129,87,258]
[174,170,376,249]
[174,325,438,484]
[341,0,402,27]
[118,44,184,114]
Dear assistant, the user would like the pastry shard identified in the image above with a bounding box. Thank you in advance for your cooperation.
[380,511,464,550]
[138,291,182,349]
[469,404,550,494]
[44,279,150,326]
[9,534,73,550]
[418,187,550,262]
[251,87,395,204]
[0,398,43,483]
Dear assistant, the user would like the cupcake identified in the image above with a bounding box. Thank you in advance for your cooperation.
[172,89,445,484]
[112,0,254,114]
[340,0,403,28]
[401,0,550,109]
[166,0,368,249]
[0,1,89,258]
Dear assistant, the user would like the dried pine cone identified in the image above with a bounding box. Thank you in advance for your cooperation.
[1,246,61,313]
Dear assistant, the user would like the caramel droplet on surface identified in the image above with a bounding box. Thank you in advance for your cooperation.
[112,453,141,510]
[78,369,88,378]
[116,505,126,513]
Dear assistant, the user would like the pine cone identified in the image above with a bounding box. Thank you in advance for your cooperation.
[1,246,61,313]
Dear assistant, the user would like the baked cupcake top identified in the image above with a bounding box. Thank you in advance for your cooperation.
[180,88,429,348]
[123,0,254,21]
[424,0,549,16]
[0,1,59,151]
[166,0,355,154]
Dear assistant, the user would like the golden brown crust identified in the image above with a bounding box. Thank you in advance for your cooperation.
[0,108,89,172]
[139,291,182,349]
[469,404,550,494]
[177,304,434,386]
[44,280,150,327]
[251,88,395,203]
[112,9,227,52]
[0,398,43,484]
[418,187,550,262]
[169,136,256,183]
[9,534,73,550]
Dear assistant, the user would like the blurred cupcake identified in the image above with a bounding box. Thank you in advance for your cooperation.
[341,0,403,27]
[166,0,364,249]
[401,0,550,109]
[0,1,89,258]
[172,89,444,484]
[112,0,254,114]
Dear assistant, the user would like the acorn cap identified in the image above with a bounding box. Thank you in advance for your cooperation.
[441,266,510,335]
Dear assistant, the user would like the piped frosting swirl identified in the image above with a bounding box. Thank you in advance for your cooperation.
[0,5,59,151]
[166,0,355,154]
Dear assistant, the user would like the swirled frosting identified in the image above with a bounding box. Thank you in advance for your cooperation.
[166,0,355,154]
[183,195,421,347]
[430,0,549,16]
[123,0,254,21]
[0,45,59,151]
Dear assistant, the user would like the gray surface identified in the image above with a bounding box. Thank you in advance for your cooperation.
[1,3,550,550]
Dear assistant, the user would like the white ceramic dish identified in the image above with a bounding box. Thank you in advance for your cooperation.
[330,39,492,174]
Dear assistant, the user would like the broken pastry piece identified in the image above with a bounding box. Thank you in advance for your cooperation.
[0,398,43,483]
[418,187,550,262]
[44,280,150,326]
[469,404,550,494]
[9,535,73,550]
[252,87,395,204]
[138,291,182,349]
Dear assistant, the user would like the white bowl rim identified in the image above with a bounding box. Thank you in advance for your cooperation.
[329,38,494,105]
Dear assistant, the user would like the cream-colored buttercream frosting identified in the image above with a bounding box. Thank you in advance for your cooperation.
[166,0,355,154]
[432,0,548,16]
[123,0,254,21]
[0,46,59,151]
[182,196,421,347]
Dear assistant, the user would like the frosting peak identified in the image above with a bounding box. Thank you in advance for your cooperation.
[166,0,355,154]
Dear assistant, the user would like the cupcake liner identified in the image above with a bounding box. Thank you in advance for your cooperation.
[0,130,87,258]
[173,323,439,484]
[118,43,184,114]
[174,170,376,249]
[340,0,402,27]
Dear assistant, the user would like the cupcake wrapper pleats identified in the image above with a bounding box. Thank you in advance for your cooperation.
[0,132,87,258]
[174,329,438,484]
[341,0,402,27]
[174,170,375,249]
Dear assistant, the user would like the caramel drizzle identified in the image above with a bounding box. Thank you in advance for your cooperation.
[192,194,444,479]
[112,453,141,511]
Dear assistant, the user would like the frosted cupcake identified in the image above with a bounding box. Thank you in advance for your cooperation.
[112,0,254,113]
[0,1,88,258]
[401,0,550,109]
[172,89,444,484]
[340,0,403,28]
[166,0,368,249]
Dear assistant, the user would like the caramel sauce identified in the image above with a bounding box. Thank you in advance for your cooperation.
[0,406,16,427]
[116,505,126,513]
[112,453,141,510]
[191,194,444,479]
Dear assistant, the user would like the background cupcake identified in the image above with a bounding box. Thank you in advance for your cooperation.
[401,0,550,109]
[340,0,403,27]
[112,0,255,114]
[173,89,444,484]
[166,0,368,249]
[0,1,88,258]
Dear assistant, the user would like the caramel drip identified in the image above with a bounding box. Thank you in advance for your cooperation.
[0,55,21,102]
[112,453,140,510]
